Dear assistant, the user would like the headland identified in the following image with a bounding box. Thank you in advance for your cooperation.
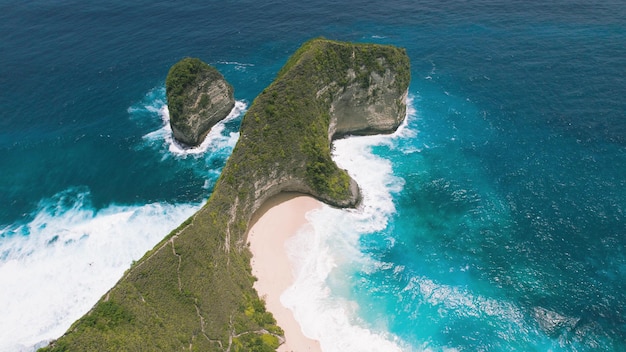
[40,38,409,351]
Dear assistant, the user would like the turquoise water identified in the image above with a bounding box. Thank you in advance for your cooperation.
[1,1,625,350]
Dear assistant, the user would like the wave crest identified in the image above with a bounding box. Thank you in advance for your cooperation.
[0,188,198,351]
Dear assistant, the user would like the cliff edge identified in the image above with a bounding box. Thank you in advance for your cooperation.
[41,38,409,351]
[166,58,235,146]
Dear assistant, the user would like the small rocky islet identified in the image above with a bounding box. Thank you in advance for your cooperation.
[165,57,235,147]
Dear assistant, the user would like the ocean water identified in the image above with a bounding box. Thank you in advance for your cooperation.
[1,1,624,351]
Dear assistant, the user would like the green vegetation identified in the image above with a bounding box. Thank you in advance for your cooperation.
[166,58,220,124]
[40,38,409,351]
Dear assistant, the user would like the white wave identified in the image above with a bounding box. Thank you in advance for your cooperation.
[216,60,254,67]
[128,86,245,159]
[127,86,166,116]
[283,206,407,352]
[0,189,199,351]
[216,60,254,66]
[142,100,246,157]
[278,93,534,351]
[216,61,255,72]
[280,99,417,351]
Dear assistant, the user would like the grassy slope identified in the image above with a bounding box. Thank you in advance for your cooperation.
[40,38,409,352]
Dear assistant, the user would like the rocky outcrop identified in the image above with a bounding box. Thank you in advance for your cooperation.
[327,63,408,139]
[165,58,235,146]
[41,39,409,352]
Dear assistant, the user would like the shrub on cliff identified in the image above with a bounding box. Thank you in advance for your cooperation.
[166,58,213,121]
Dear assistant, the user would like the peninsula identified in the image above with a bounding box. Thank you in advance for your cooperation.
[41,38,409,351]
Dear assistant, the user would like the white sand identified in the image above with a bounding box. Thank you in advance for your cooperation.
[248,193,323,352]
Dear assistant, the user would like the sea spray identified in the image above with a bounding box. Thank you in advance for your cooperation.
[153,101,245,157]
[133,86,246,158]
[0,88,247,351]
[0,188,199,351]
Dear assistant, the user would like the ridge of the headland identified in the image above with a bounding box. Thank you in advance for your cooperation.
[40,38,410,351]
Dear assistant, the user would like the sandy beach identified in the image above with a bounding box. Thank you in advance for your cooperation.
[248,193,323,352]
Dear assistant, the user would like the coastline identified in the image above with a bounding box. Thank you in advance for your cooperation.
[248,193,323,352]
[38,39,410,350]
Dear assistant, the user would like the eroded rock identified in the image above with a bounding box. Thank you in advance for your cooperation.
[165,58,235,146]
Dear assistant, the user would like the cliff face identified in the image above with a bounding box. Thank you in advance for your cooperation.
[166,58,235,146]
[329,66,408,138]
[41,38,409,352]
[233,38,410,210]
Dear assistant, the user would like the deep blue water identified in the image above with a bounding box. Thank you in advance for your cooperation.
[1,1,624,350]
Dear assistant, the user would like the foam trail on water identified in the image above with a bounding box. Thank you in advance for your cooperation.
[0,87,246,351]
[0,189,199,351]
[160,101,245,156]
[215,60,255,71]
[280,99,416,351]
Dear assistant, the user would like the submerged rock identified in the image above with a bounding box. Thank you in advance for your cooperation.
[165,57,235,146]
[533,306,580,336]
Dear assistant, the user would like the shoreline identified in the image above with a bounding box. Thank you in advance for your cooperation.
[247,193,323,352]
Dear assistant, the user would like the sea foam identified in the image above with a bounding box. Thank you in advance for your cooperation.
[0,188,199,351]
[0,87,246,351]
[138,89,246,157]
[280,98,416,351]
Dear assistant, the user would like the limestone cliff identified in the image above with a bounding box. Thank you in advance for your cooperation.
[41,38,409,352]
[166,58,235,146]
[326,59,408,138]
